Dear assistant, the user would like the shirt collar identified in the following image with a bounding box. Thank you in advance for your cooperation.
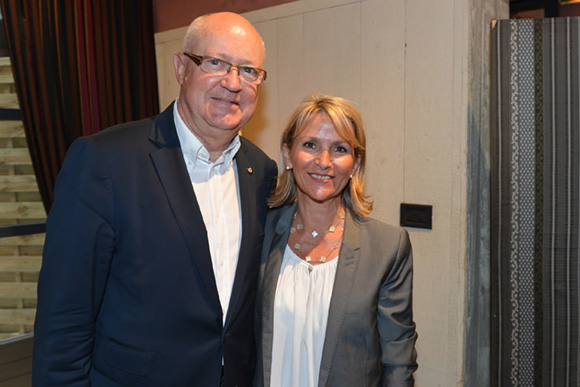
[173,99,241,173]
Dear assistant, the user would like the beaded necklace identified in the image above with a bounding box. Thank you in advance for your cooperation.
[290,209,345,264]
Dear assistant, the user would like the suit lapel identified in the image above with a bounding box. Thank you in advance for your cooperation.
[224,144,256,328]
[318,214,362,387]
[148,105,221,316]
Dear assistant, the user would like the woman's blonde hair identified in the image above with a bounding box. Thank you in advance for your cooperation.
[269,93,373,219]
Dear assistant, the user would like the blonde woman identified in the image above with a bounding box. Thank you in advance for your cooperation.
[255,94,418,387]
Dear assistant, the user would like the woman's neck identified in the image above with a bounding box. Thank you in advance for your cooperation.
[294,197,343,231]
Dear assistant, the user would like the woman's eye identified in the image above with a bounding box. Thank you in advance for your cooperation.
[334,145,349,153]
[303,142,316,149]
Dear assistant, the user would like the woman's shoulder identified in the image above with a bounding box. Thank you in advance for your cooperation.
[357,216,411,248]
[358,216,406,234]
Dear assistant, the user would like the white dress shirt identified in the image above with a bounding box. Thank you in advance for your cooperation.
[173,100,242,324]
[271,245,339,387]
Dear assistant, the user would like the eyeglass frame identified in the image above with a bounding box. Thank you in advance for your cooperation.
[183,52,267,85]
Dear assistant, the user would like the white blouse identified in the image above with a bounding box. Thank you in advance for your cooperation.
[270,245,339,387]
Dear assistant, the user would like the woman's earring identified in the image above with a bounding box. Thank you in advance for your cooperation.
[286,166,291,170]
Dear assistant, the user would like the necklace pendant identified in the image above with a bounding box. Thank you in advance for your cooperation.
[297,224,303,230]
[320,256,326,262]
[305,256,312,262]
[290,227,296,233]
[294,243,301,250]
[328,226,335,233]
[311,230,318,238]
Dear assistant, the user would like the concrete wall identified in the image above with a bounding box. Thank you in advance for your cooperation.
[464,1,509,386]
[154,0,509,384]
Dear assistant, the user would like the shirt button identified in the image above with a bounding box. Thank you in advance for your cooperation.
[187,160,192,165]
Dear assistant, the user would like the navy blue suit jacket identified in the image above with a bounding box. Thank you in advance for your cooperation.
[32,103,277,386]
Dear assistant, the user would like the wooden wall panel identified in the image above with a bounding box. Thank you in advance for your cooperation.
[404,1,467,384]
[360,0,406,222]
[154,28,183,112]
[271,14,305,127]
[303,3,361,102]
[242,18,282,161]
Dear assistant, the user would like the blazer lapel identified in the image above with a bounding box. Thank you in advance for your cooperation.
[148,104,221,316]
[318,213,362,387]
[224,144,257,328]
[260,204,296,387]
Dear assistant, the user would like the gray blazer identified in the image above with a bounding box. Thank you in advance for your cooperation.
[255,203,418,387]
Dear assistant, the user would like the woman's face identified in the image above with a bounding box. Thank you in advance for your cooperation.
[283,112,360,206]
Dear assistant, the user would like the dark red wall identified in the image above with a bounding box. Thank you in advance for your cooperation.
[153,0,298,33]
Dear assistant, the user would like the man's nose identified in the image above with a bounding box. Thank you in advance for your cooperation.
[221,66,243,91]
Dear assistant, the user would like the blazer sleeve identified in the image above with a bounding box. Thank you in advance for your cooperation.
[32,137,116,386]
[377,228,418,386]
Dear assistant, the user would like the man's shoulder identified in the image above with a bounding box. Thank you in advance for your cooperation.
[266,203,295,226]
[91,116,156,142]
[65,116,159,164]
[89,103,174,145]
[239,137,273,162]
[238,137,277,182]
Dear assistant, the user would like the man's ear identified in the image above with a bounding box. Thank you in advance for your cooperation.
[173,53,187,85]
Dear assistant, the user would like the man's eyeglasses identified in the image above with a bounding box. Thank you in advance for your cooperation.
[183,52,267,85]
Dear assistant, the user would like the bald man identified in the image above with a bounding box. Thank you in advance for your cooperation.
[33,13,277,386]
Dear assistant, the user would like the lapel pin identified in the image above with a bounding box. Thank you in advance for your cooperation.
[247,167,253,174]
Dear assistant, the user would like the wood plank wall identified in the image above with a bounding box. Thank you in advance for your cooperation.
[0,57,46,344]
[0,333,33,386]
